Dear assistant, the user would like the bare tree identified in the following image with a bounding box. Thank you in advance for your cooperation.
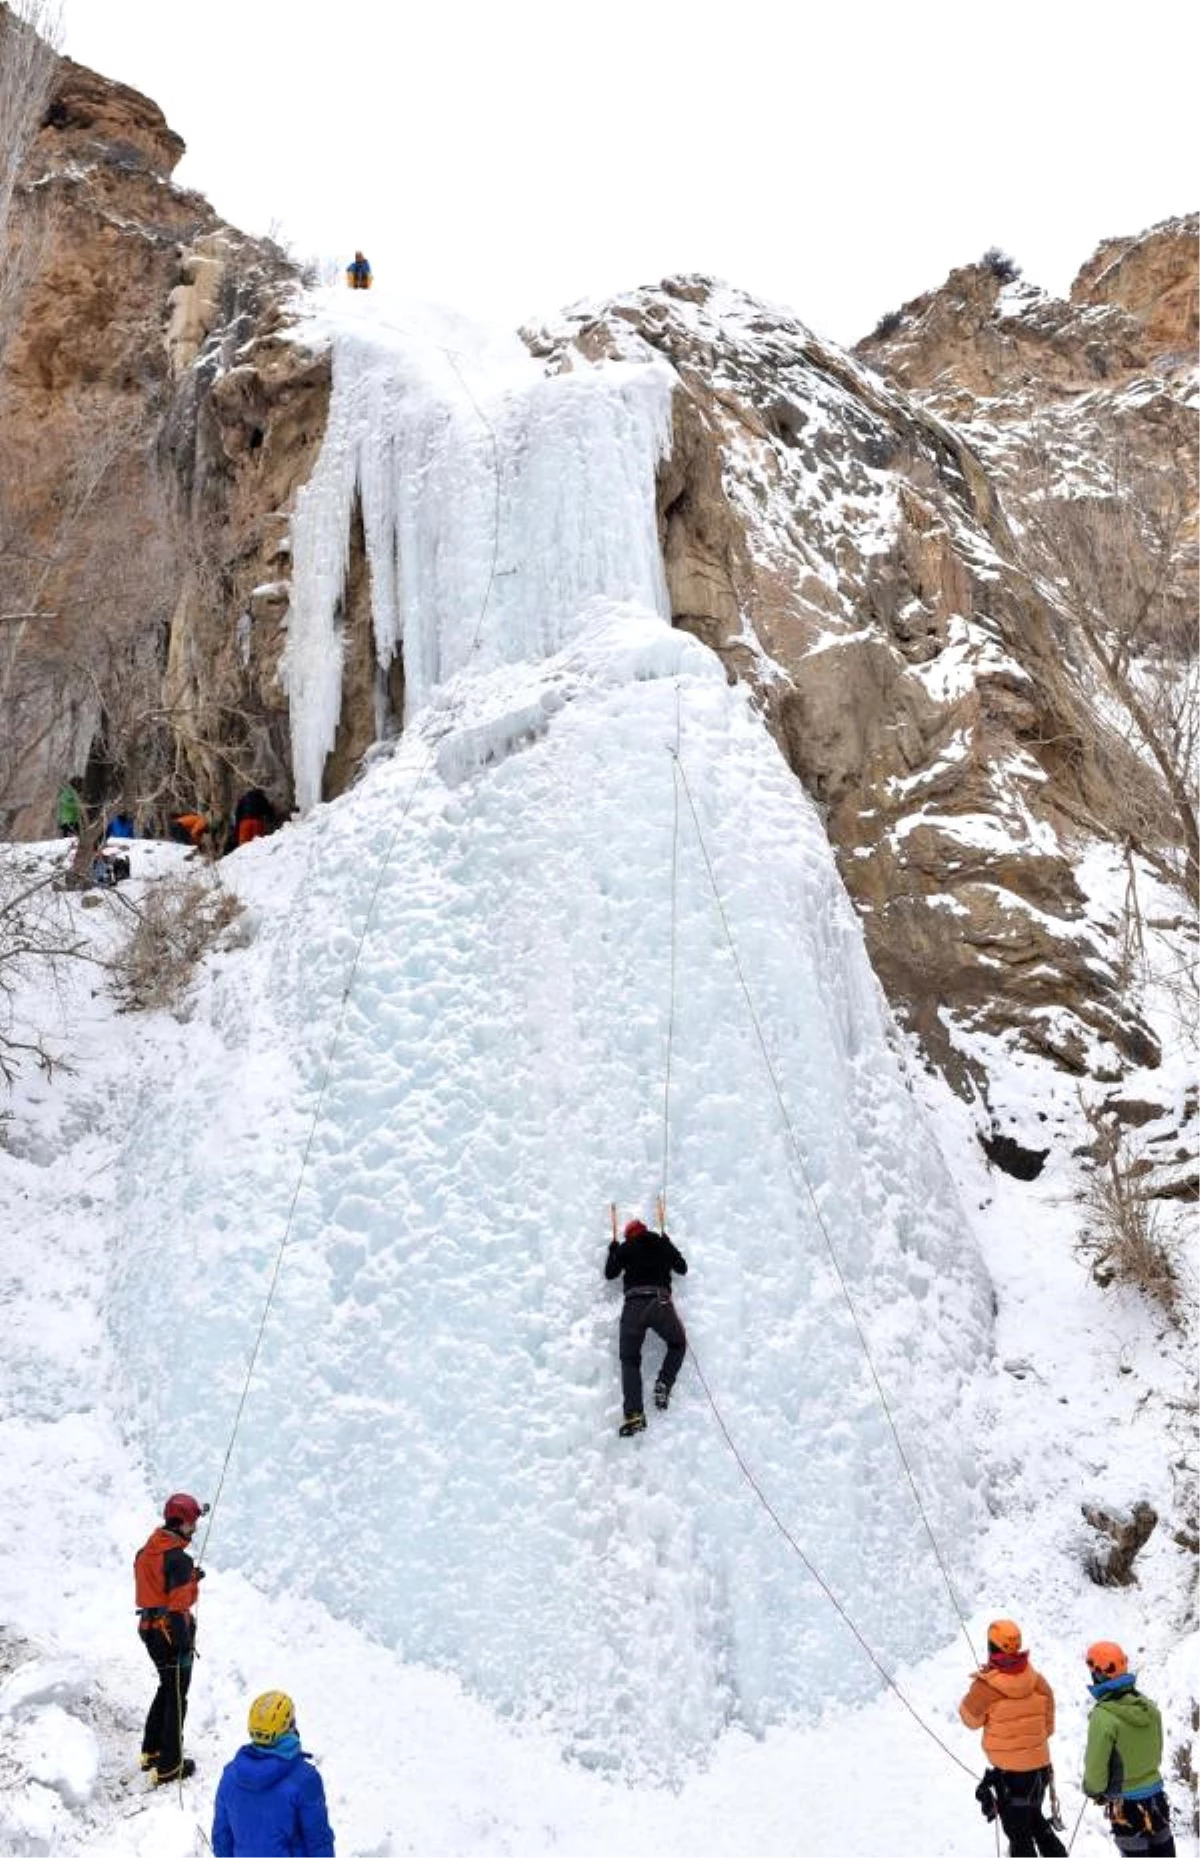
[0,0,62,362]
[0,855,85,1085]
[1016,429,1198,903]
[1077,1097,1185,1324]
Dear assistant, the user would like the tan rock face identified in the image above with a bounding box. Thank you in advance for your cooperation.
[0,50,324,837]
[1071,217,1199,364]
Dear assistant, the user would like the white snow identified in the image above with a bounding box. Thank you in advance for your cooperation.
[0,285,1194,1857]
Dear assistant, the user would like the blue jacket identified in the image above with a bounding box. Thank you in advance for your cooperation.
[212,1743,335,1856]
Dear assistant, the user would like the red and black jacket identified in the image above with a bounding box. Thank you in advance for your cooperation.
[134,1526,200,1648]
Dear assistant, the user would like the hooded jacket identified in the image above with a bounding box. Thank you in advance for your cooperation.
[1083,1680,1165,1799]
[212,1741,335,1856]
[134,1525,200,1650]
[959,1656,1056,1771]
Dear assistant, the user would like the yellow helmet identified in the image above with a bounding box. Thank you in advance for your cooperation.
[248,1690,295,1745]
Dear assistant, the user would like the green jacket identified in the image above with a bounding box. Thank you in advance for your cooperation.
[1083,1688,1164,1798]
[56,784,81,828]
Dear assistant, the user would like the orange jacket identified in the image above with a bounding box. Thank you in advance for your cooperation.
[174,813,210,845]
[134,1525,200,1622]
[959,1659,1056,1771]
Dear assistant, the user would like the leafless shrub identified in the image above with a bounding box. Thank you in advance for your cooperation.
[0,853,85,1083]
[1015,430,1198,903]
[111,870,242,1013]
[1078,1099,1183,1321]
[980,246,1021,283]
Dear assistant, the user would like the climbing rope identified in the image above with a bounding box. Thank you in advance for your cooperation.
[665,739,980,1668]
[659,686,683,1216]
[688,1343,980,1782]
[198,331,505,1560]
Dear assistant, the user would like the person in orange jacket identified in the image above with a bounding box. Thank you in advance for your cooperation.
[959,1619,1067,1855]
[134,1492,208,1783]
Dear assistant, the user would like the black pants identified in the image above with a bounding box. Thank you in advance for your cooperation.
[994,1767,1067,1856]
[1107,1791,1176,1856]
[140,1625,193,1773]
[619,1291,686,1415]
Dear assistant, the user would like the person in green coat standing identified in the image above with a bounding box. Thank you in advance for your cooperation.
[1083,1640,1175,1855]
[56,775,83,836]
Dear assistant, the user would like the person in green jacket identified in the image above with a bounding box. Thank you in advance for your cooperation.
[1083,1640,1175,1856]
[56,775,83,836]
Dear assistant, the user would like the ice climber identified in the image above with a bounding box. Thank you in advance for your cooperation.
[1082,1641,1176,1856]
[345,250,372,289]
[959,1618,1067,1856]
[605,1216,687,1436]
[133,1491,208,1784]
[212,1689,336,1857]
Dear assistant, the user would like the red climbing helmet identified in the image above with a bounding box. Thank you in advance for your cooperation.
[163,1493,206,1527]
[623,1219,648,1240]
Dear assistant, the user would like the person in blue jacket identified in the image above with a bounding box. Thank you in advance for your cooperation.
[212,1690,335,1857]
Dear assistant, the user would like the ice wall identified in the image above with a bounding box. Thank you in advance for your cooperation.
[284,297,674,810]
[109,627,992,1782]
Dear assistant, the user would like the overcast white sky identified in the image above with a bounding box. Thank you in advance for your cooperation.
[58,0,1197,345]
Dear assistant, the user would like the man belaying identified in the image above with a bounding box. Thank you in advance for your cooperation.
[605,1214,687,1437]
[212,1689,336,1857]
[959,1618,1067,1855]
[345,250,372,290]
[1082,1641,1176,1856]
[133,1491,208,1784]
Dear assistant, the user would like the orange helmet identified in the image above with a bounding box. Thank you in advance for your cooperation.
[623,1219,647,1240]
[1086,1640,1128,1678]
[987,1619,1022,1655]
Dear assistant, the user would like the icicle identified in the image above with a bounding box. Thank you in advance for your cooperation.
[284,308,676,811]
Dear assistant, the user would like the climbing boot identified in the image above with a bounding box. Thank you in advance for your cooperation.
[139,1753,158,1772]
[618,1412,647,1437]
[152,1758,195,1785]
[653,1377,670,1411]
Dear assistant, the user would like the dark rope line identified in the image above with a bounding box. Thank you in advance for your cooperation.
[668,745,979,1667]
[199,336,504,1560]
[688,1345,980,1782]
[659,686,683,1219]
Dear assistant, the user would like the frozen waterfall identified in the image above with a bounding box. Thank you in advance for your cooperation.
[110,289,991,1784]
[284,295,674,811]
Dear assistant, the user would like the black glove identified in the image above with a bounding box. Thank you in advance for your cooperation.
[974,1777,999,1823]
[195,1566,206,1581]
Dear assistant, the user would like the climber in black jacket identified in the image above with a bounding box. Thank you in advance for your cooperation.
[605,1219,687,1436]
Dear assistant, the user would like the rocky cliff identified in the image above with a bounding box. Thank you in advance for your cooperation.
[0,35,317,837]
[1,38,1195,1132]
